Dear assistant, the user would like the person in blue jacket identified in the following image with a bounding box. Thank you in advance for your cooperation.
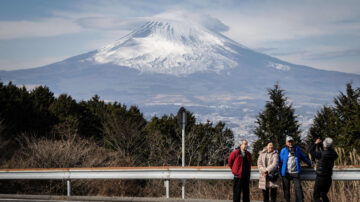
[280,136,312,202]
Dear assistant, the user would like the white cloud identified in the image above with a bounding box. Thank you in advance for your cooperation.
[213,1,360,46]
[0,18,82,40]
[76,17,148,31]
[154,10,229,32]
[76,10,230,33]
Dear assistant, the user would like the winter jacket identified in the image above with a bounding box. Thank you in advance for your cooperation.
[310,144,338,176]
[257,148,281,189]
[228,148,252,178]
[279,145,312,177]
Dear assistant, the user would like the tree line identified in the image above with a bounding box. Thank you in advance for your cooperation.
[0,82,233,167]
[0,81,359,167]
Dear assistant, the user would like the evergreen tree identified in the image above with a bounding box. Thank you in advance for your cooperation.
[305,106,338,147]
[49,94,78,122]
[252,84,302,164]
[78,95,105,141]
[306,83,360,154]
[49,94,80,138]
[333,83,360,153]
[0,82,33,137]
[29,86,56,136]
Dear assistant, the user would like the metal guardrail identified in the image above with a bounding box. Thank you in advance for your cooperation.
[1,166,359,198]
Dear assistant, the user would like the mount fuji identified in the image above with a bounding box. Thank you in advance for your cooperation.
[1,14,360,143]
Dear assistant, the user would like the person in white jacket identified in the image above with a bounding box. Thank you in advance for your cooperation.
[257,141,280,202]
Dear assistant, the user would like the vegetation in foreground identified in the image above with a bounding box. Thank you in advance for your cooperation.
[0,81,359,201]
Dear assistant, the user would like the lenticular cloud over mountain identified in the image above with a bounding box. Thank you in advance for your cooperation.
[91,13,240,75]
[1,12,360,143]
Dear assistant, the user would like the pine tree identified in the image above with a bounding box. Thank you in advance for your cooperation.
[252,84,302,164]
[305,106,338,147]
[29,86,56,136]
[306,83,360,154]
[333,83,360,153]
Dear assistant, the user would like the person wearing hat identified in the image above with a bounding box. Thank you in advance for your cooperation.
[279,136,312,202]
[228,139,252,202]
[309,138,338,202]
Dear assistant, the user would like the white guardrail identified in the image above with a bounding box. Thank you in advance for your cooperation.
[1,166,359,198]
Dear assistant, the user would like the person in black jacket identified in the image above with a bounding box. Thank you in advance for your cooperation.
[309,138,338,202]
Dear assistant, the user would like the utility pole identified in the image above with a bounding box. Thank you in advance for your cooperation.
[182,109,185,167]
[181,109,186,199]
[177,107,187,199]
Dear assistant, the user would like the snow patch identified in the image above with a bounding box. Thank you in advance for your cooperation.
[268,62,291,71]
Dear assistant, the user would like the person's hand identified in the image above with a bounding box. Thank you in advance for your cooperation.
[261,169,267,175]
[315,139,321,144]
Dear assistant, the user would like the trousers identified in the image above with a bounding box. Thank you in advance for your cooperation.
[314,175,332,202]
[282,173,304,202]
[233,176,250,202]
[262,187,277,202]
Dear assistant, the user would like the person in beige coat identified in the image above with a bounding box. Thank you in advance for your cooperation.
[257,142,281,202]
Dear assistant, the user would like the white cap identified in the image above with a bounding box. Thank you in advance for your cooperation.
[286,136,294,142]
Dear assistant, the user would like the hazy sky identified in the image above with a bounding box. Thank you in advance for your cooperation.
[0,0,359,74]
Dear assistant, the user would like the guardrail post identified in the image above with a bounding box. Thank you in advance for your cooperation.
[164,180,170,198]
[182,179,185,199]
[67,179,71,196]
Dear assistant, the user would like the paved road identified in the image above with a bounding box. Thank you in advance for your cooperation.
[0,194,262,202]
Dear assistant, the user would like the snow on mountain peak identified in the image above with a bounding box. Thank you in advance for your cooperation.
[92,15,240,75]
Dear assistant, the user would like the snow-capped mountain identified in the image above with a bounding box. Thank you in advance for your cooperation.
[1,15,360,144]
[92,19,239,75]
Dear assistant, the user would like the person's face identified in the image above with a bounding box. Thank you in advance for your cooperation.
[240,140,248,151]
[267,142,274,152]
[286,140,294,148]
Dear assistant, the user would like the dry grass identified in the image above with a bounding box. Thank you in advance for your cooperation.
[138,148,360,202]
[0,130,359,202]
[0,131,140,196]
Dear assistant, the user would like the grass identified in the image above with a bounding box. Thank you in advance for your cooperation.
[0,132,359,201]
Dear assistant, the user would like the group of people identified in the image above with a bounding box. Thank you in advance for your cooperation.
[228,136,338,202]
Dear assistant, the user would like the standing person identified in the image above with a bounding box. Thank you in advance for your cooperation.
[310,138,338,202]
[280,136,312,202]
[228,139,252,202]
[257,141,281,202]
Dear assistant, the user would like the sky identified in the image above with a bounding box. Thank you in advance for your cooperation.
[0,0,359,74]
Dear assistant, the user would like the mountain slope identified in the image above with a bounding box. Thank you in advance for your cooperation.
[1,16,359,142]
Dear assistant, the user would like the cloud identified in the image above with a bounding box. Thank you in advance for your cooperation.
[198,14,229,32]
[155,10,229,32]
[213,1,360,46]
[76,10,230,34]
[308,49,360,60]
[0,18,82,40]
[77,17,148,31]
